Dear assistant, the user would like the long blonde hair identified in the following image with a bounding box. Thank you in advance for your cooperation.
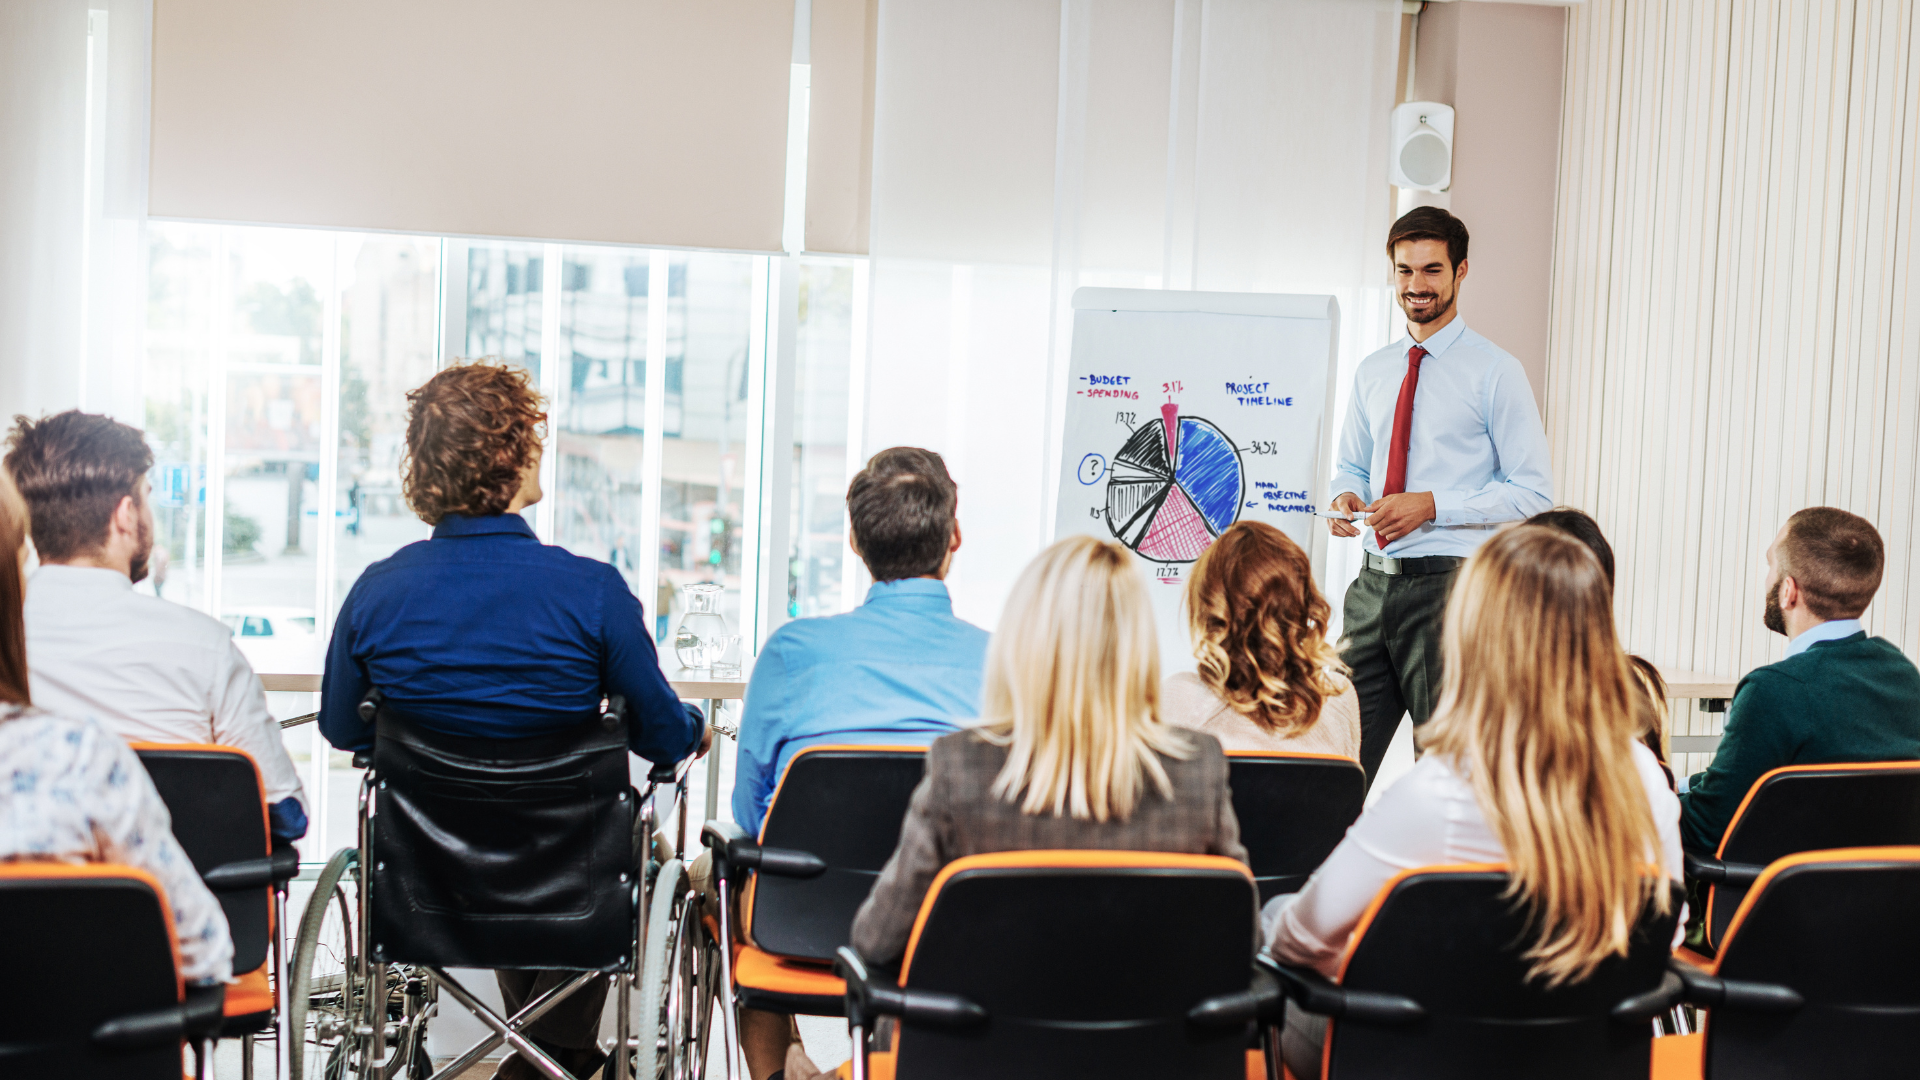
[1186,521,1347,735]
[979,535,1190,822]
[1421,525,1668,987]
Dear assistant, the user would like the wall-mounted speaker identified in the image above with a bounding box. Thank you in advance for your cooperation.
[1390,101,1454,192]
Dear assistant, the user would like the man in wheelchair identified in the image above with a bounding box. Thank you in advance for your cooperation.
[318,361,708,1080]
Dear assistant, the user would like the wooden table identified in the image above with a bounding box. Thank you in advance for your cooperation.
[261,665,750,821]
[1653,666,1739,754]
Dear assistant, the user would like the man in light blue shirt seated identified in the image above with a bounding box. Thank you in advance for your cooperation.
[733,446,989,837]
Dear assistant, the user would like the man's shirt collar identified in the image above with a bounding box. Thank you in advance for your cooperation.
[431,513,539,540]
[1785,618,1865,658]
[863,577,955,611]
[1402,314,1468,359]
[31,564,133,591]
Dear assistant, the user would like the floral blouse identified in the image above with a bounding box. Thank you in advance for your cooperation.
[0,705,233,983]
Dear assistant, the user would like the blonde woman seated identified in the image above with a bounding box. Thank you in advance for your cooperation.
[850,535,1248,965]
[1164,521,1360,757]
[1263,526,1683,1079]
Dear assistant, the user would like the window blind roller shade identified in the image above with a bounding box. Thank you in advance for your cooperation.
[150,0,794,251]
[806,0,876,254]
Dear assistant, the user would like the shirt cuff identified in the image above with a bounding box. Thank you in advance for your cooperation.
[1430,488,1467,526]
[1331,474,1371,505]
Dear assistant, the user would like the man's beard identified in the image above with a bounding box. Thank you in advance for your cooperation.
[1763,577,1786,635]
[129,513,154,585]
[1398,282,1456,325]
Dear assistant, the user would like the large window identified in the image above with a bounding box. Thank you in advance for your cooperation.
[139,223,857,857]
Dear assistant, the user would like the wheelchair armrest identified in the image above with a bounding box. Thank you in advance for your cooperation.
[700,820,828,885]
[1683,850,1764,886]
[1611,969,1686,1022]
[1187,967,1284,1027]
[648,760,680,784]
[835,946,987,1031]
[1256,953,1426,1026]
[1667,956,1803,1012]
[90,984,226,1050]
[351,751,373,770]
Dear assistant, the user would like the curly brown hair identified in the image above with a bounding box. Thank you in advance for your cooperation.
[402,361,547,525]
[1185,521,1347,736]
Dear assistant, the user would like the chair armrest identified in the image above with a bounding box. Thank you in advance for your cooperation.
[90,985,226,1050]
[699,820,827,885]
[1683,850,1765,886]
[1187,967,1284,1027]
[202,857,279,891]
[1255,953,1426,1026]
[1611,970,1686,1022]
[1667,956,1803,1012]
[834,946,986,1030]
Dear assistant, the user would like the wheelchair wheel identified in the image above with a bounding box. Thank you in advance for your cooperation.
[289,848,364,1080]
[635,859,715,1080]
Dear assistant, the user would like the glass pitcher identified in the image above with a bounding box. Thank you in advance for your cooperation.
[672,582,730,672]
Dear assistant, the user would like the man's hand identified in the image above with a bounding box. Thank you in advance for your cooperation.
[1327,492,1366,537]
[1365,492,1437,546]
[696,725,715,758]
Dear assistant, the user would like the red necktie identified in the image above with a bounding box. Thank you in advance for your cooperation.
[1382,344,1427,496]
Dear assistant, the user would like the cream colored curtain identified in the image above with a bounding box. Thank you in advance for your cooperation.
[149,0,795,250]
[1550,0,1920,771]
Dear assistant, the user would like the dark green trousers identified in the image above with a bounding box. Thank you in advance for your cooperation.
[1339,565,1459,786]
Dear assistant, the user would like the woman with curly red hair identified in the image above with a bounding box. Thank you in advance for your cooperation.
[317,361,704,1080]
[1163,521,1361,757]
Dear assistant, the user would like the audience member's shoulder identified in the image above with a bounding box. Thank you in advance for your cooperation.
[120,589,236,647]
[0,707,120,774]
[1164,726,1227,779]
[1159,671,1216,724]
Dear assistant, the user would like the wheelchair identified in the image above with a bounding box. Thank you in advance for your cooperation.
[285,694,698,1080]
[133,743,302,1080]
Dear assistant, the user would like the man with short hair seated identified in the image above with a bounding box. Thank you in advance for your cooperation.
[725,446,990,1080]
[6,411,310,842]
[1679,507,1920,855]
[318,361,705,1080]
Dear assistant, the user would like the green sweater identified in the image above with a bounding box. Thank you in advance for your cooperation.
[1679,632,1920,854]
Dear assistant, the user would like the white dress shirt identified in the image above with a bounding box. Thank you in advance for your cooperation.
[24,566,307,818]
[1264,741,1684,978]
[1332,317,1554,557]
[0,706,233,983]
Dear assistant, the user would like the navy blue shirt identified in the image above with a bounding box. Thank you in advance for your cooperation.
[319,513,704,763]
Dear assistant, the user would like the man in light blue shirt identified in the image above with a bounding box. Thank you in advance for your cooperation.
[732,446,989,835]
[724,446,987,1080]
[1327,208,1553,784]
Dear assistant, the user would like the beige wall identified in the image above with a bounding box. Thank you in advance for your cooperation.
[1405,2,1567,408]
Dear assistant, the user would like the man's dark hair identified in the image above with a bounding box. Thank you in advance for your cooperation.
[4,411,153,561]
[1526,507,1615,591]
[1386,206,1470,269]
[847,447,958,582]
[1778,507,1884,619]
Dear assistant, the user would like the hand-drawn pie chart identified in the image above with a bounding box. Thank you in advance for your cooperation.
[1105,403,1245,563]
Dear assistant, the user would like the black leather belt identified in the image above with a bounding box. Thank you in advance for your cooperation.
[1364,552,1464,576]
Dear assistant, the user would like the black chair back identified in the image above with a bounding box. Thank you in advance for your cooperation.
[1706,762,1920,949]
[892,851,1257,1079]
[1326,867,1680,1080]
[1226,751,1366,902]
[368,704,637,970]
[1702,846,1920,1078]
[133,744,273,974]
[0,865,184,1079]
[749,745,927,961]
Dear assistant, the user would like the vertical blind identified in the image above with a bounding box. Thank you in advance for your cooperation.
[149,0,796,251]
[1549,0,1920,765]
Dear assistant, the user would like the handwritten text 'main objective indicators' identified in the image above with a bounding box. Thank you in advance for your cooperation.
[1077,374,1140,400]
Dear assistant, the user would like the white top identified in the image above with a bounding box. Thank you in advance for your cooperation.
[24,566,306,811]
[0,707,233,983]
[1160,672,1362,759]
[1264,741,1684,978]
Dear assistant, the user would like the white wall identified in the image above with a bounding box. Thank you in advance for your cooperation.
[862,0,1404,633]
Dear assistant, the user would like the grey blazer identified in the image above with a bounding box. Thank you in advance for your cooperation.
[849,726,1248,965]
